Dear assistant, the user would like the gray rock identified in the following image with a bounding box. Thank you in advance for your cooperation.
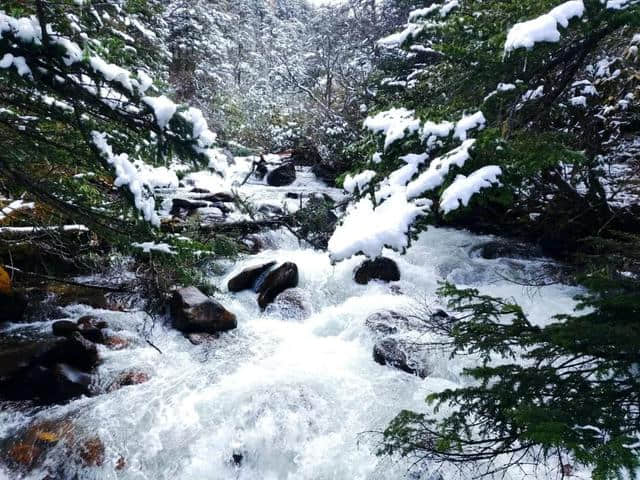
[171,287,237,333]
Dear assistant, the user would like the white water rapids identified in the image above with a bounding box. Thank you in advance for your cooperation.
[0,162,584,480]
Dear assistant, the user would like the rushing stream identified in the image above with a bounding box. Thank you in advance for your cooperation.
[0,161,583,480]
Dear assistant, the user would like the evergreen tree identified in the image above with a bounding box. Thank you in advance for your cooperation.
[0,0,223,242]
[382,276,640,479]
[329,0,640,261]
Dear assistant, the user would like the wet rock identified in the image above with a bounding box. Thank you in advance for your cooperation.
[171,286,237,333]
[170,198,209,217]
[202,192,235,203]
[228,261,276,292]
[0,291,28,323]
[108,370,150,392]
[77,436,105,467]
[190,187,211,194]
[77,315,108,330]
[255,159,268,180]
[266,163,296,187]
[232,452,243,466]
[42,332,100,372]
[52,320,78,337]
[365,311,408,335]
[258,204,285,217]
[311,163,337,184]
[266,288,311,320]
[186,332,219,345]
[0,337,61,379]
[257,262,299,309]
[291,145,323,166]
[104,335,130,350]
[286,192,300,199]
[48,284,109,310]
[476,240,543,260]
[373,338,429,378]
[2,419,75,472]
[354,257,400,284]
[2,363,93,404]
[7,442,42,468]
[116,456,127,471]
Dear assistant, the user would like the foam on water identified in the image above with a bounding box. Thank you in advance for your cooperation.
[0,226,583,480]
[0,163,584,479]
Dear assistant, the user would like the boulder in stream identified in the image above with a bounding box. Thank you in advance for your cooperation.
[201,192,235,203]
[0,291,28,323]
[228,262,276,293]
[373,338,429,378]
[354,257,400,284]
[257,262,299,309]
[266,163,296,187]
[52,320,78,337]
[171,287,237,333]
[170,198,209,217]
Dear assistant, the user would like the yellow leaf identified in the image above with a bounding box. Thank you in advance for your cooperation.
[35,431,59,443]
[0,266,11,295]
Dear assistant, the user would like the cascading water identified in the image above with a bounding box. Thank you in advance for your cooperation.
[0,160,583,480]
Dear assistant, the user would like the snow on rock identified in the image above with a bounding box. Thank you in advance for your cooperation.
[343,170,376,194]
[142,95,177,129]
[439,166,502,214]
[328,194,427,261]
[504,1,585,53]
[364,108,421,151]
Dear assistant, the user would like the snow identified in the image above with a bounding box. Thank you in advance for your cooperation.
[0,200,35,221]
[132,242,176,254]
[569,95,587,107]
[343,170,376,194]
[142,95,177,129]
[378,23,422,48]
[454,111,486,140]
[364,108,421,151]
[406,140,476,199]
[0,225,88,234]
[91,131,161,226]
[422,120,453,146]
[408,1,459,20]
[504,1,585,53]
[439,166,502,213]
[137,70,154,94]
[328,194,427,261]
[0,54,32,77]
[90,57,134,92]
[180,107,217,147]
[331,109,498,260]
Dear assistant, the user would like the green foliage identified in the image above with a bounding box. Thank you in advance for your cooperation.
[359,0,640,246]
[382,276,640,478]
